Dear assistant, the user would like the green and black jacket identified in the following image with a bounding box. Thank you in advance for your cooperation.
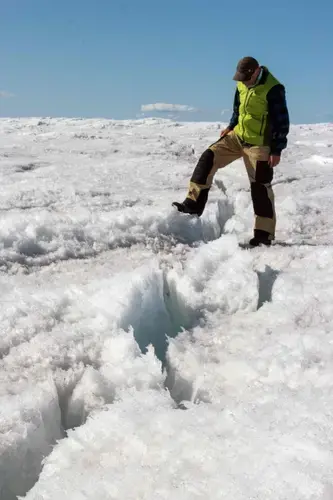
[229,67,290,156]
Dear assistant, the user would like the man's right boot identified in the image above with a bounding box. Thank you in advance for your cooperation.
[172,188,209,217]
[172,198,203,216]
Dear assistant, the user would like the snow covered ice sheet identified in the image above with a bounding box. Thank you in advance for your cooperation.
[0,118,333,499]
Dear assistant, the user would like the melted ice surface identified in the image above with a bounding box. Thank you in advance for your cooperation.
[0,118,333,500]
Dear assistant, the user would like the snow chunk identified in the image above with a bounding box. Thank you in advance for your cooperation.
[24,390,333,500]
[0,379,62,500]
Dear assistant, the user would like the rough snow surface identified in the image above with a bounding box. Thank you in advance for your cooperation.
[0,118,333,499]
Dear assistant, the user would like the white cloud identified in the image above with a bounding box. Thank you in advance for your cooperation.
[316,112,333,122]
[141,103,198,113]
[0,91,14,98]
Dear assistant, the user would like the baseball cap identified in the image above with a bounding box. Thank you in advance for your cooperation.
[233,57,260,81]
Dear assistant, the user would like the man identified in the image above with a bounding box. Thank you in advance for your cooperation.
[172,57,290,247]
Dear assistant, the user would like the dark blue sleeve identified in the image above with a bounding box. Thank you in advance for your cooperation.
[228,89,240,130]
[267,84,290,155]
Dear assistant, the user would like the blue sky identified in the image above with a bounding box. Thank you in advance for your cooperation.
[1,0,332,124]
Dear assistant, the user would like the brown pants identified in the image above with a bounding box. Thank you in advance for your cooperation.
[186,131,276,239]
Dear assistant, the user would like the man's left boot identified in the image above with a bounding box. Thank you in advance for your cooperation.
[248,229,272,247]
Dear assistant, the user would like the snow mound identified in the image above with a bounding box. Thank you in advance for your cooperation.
[23,390,333,500]
[0,379,63,500]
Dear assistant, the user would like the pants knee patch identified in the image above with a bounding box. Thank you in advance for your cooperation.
[251,183,274,218]
[255,161,273,184]
[191,149,214,185]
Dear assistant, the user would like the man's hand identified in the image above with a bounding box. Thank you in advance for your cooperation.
[220,127,231,138]
[268,155,280,167]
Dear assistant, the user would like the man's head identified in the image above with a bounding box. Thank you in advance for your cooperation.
[233,57,261,87]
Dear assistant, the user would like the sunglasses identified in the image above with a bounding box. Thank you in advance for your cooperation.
[241,68,257,81]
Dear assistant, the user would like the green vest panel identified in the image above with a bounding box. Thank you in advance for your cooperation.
[234,69,280,146]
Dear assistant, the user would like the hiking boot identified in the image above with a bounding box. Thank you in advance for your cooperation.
[249,237,271,247]
[248,230,272,247]
[172,199,203,217]
[172,189,210,217]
